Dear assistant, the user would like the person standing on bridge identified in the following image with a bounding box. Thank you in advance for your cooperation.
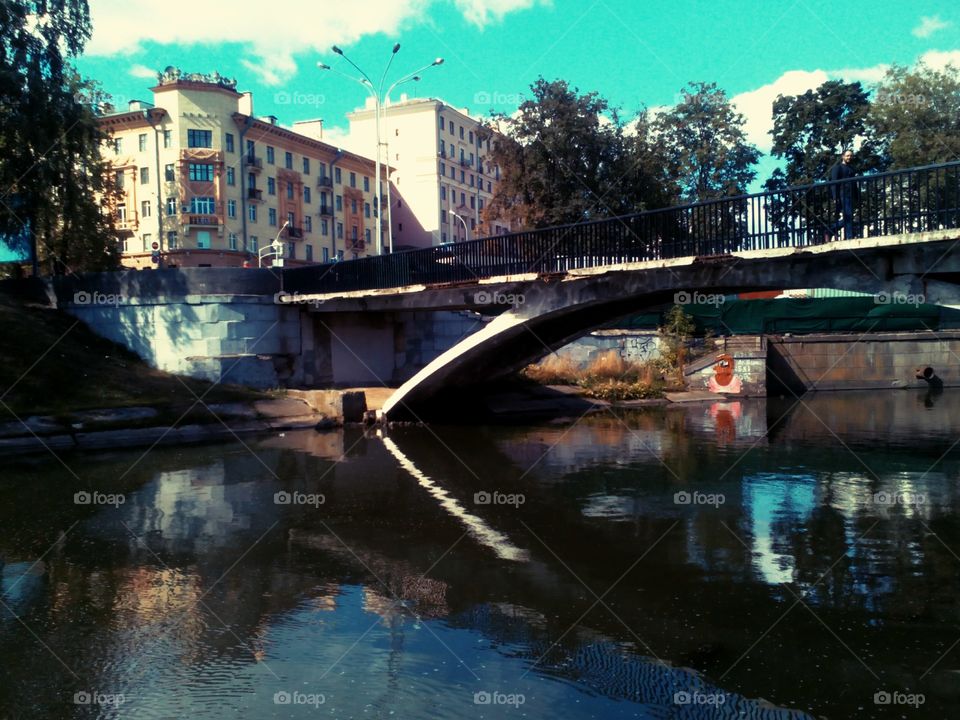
[828,148,859,241]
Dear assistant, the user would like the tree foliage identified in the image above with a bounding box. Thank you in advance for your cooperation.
[0,0,119,274]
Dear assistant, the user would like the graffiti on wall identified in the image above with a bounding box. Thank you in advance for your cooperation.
[707,353,742,394]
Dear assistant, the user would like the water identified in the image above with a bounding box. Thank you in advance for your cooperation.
[1,390,959,718]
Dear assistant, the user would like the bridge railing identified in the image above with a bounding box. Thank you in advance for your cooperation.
[283,160,960,294]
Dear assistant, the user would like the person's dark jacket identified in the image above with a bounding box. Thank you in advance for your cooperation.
[829,161,859,201]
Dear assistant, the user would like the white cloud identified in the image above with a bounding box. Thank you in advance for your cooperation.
[731,70,829,152]
[128,64,156,79]
[86,0,543,84]
[918,49,960,70]
[913,15,951,39]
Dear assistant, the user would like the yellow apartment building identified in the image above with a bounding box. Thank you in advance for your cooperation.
[99,68,387,269]
[346,96,510,250]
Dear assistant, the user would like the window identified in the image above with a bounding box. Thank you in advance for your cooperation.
[196,230,211,249]
[442,232,447,243]
[187,129,212,148]
[440,161,445,175]
[190,196,215,214]
[440,140,445,157]
[334,167,342,184]
[113,137,123,154]
[246,139,255,158]
[302,157,310,174]
[166,231,177,249]
[116,204,126,223]
[305,244,313,261]
[449,122,454,136]
[141,234,152,252]
[351,198,357,214]
[450,166,455,179]
[336,222,343,239]
[351,225,358,242]
[303,186,311,203]
[228,233,238,250]
[470,196,475,209]
[286,183,293,200]
[365,228,371,244]
[479,198,484,210]
[439,115,445,130]
[268,208,277,226]
[266,146,275,164]
[250,236,259,252]
[461,192,466,205]
[247,173,256,189]
[469,130,474,143]
[364,202,370,218]
[141,200,151,218]
[267,177,276,195]
[304,216,312,233]
[140,167,149,184]
[163,129,172,148]
[460,126,464,140]
[287,211,295,227]
[284,151,293,169]
[287,242,296,260]
[363,176,369,192]
[335,195,342,211]
[226,167,235,186]
[323,247,329,262]
[138,134,147,152]
[441,210,447,224]
[349,172,356,188]
[487,181,492,192]
[248,205,257,222]
[440,186,446,200]
[227,199,236,218]
[460,170,465,183]
[166,197,177,216]
[319,162,327,179]
[188,163,214,182]
[321,219,328,235]
[471,218,476,230]
[225,133,234,152]
[337,250,344,261]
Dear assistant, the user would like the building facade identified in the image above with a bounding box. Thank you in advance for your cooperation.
[346,97,509,250]
[100,68,386,269]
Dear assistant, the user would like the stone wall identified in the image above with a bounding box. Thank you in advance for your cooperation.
[551,330,662,368]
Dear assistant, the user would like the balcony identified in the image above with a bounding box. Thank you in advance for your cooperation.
[459,157,470,167]
[247,188,263,202]
[187,214,220,227]
[318,206,334,217]
[286,226,304,240]
[244,155,262,171]
[317,176,333,188]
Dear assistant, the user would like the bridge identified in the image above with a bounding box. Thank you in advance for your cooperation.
[277,161,960,418]
[30,160,960,419]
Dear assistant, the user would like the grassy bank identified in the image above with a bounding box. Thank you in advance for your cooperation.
[0,294,265,418]
[523,351,677,401]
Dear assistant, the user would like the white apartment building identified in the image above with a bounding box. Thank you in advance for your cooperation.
[346,97,510,250]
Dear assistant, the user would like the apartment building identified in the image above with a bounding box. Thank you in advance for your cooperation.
[99,68,386,269]
[346,97,509,250]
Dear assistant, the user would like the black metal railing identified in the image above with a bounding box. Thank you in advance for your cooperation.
[283,161,960,294]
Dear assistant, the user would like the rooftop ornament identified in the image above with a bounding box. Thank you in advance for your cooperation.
[157,66,237,90]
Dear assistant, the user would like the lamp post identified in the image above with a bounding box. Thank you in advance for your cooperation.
[451,211,469,243]
[259,220,288,267]
[318,47,442,255]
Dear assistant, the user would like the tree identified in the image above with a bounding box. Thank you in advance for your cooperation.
[0,0,119,274]
[483,78,656,229]
[655,82,760,203]
[869,62,960,168]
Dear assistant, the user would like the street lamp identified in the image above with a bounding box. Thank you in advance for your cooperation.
[318,47,443,255]
[259,220,288,267]
[451,211,469,243]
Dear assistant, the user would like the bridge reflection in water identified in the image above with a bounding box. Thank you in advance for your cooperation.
[2,390,958,717]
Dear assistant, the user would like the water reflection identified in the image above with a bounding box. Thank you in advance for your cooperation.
[1,390,959,718]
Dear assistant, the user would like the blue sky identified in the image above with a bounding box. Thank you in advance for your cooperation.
[3,0,958,262]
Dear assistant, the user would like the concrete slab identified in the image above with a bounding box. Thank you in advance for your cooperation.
[664,391,727,403]
[253,398,315,418]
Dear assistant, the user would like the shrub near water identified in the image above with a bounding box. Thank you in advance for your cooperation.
[523,351,665,400]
